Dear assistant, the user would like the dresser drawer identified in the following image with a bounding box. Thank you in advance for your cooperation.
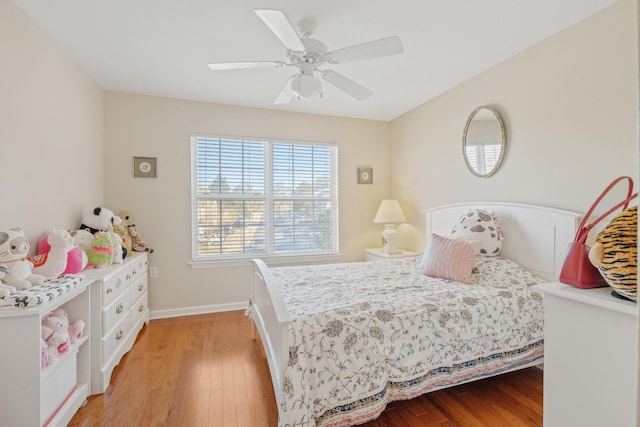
[130,256,148,280]
[102,288,130,336]
[102,312,131,363]
[129,275,148,306]
[130,292,148,325]
[102,266,131,307]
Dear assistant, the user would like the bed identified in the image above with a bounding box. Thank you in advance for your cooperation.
[247,202,581,427]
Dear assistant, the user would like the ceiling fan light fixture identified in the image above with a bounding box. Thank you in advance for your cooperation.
[208,9,403,103]
[292,73,322,99]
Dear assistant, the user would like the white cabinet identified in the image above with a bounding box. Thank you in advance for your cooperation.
[364,247,420,261]
[0,252,150,425]
[0,278,92,427]
[83,252,149,394]
[534,282,638,427]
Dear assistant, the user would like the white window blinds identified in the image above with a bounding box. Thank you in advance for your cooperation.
[191,135,338,260]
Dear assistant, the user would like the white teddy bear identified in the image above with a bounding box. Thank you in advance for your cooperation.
[0,228,44,290]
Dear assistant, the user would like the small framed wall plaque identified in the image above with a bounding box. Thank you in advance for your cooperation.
[134,157,157,178]
[357,167,373,184]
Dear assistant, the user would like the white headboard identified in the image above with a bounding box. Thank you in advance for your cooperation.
[424,202,582,282]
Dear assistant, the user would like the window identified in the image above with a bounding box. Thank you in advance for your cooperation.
[191,134,338,261]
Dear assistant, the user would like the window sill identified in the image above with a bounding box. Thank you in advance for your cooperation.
[188,253,343,269]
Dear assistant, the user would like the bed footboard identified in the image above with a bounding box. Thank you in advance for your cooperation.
[248,259,290,408]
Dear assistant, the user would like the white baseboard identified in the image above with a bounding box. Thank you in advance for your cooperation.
[149,301,248,320]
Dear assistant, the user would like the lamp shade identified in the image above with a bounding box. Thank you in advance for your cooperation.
[292,73,322,99]
[373,199,406,224]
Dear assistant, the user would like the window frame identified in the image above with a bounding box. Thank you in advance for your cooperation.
[190,133,340,267]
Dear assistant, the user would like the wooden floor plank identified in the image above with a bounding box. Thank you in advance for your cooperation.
[70,311,543,427]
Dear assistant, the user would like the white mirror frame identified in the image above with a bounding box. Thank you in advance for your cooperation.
[462,105,506,178]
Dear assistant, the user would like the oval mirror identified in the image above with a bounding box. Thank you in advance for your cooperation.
[462,105,506,177]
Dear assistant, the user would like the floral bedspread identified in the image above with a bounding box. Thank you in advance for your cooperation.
[270,256,544,427]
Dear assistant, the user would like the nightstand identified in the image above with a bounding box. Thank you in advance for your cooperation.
[364,248,420,261]
[533,282,637,427]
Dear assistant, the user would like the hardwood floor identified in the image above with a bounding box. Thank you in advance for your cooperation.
[69,310,543,427]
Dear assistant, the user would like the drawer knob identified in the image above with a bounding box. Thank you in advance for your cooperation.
[106,287,113,294]
[116,303,124,314]
[115,329,123,340]
[138,284,143,291]
[138,304,144,312]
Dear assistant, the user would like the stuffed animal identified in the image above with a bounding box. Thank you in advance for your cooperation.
[41,323,53,342]
[118,211,134,253]
[84,231,116,268]
[70,229,95,252]
[589,206,637,301]
[0,266,17,298]
[48,307,69,336]
[127,224,154,253]
[79,207,121,234]
[27,229,73,277]
[37,230,88,274]
[68,319,85,344]
[113,222,132,257]
[0,228,45,290]
[110,231,124,264]
[43,309,71,358]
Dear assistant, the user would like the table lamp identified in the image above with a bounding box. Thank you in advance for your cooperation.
[373,199,406,254]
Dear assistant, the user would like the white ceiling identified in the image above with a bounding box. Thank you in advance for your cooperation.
[13,0,617,121]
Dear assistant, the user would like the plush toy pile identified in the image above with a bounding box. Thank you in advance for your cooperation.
[1,207,151,371]
[588,206,638,301]
[0,207,153,299]
[40,307,85,368]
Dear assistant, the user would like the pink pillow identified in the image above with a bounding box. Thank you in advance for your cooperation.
[422,233,476,284]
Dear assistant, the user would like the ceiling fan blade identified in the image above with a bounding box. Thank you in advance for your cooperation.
[254,9,305,53]
[321,70,372,101]
[208,61,286,71]
[325,36,404,64]
[274,75,296,104]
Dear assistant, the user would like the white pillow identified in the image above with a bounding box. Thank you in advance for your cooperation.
[450,209,503,256]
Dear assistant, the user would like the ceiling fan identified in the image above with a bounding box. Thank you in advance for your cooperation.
[208,9,404,104]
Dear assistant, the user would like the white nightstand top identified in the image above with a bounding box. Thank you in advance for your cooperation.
[364,247,420,260]
[534,282,637,316]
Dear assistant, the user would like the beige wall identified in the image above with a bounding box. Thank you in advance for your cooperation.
[103,93,390,314]
[0,0,103,243]
[390,0,639,253]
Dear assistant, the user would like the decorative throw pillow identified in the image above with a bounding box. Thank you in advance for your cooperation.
[450,209,503,256]
[422,233,475,284]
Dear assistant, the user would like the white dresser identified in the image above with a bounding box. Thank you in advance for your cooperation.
[84,252,149,394]
[535,282,638,427]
